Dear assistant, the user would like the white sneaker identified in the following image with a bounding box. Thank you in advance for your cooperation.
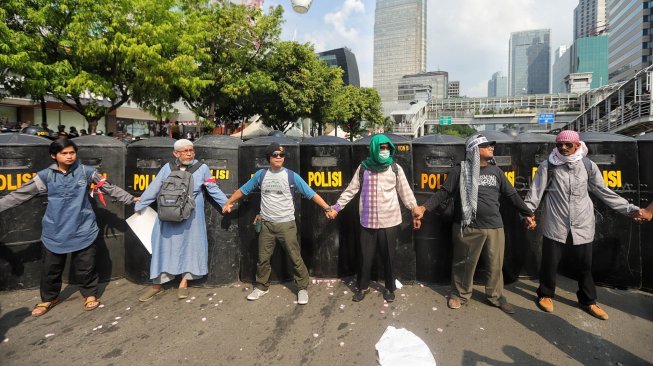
[297,289,309,305]
[247,288,269,301]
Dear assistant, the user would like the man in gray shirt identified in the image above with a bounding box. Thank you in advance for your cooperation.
[524,130,641,320]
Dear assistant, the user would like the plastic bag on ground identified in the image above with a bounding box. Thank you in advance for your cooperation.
[375,326,436,366]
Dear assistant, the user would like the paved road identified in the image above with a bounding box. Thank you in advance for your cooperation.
[1,276,652,365]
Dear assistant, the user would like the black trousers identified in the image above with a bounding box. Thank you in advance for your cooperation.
[40,243,98,301]
[358,225,398,292]
[537,234,596,306]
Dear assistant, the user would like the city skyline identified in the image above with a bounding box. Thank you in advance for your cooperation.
[265,0,576,97]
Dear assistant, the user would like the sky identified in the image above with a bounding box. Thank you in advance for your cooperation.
[264,0,578,97]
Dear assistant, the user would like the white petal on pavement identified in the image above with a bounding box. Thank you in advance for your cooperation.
[98,304,105,308]
[191,297,196,300]
[437,328,443,333]
[339,342,344,347]
[111,321,118,326]
[202,318,207,322]
[45,333,55,338]
[343,291,348,294]
[209,298,213,301]
[3,338,8,343]
[125,307,130,311]
[115,317,121,320]
[432,307,437,311]
[313,333,319,338]
[186,300,191,303]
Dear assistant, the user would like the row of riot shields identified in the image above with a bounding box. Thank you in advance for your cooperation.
[1,131,652,291]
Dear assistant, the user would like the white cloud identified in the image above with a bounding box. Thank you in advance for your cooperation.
[324,0,365,42]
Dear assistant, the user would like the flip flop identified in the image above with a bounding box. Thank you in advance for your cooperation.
[83,297,101,311]
[32,299,61,317]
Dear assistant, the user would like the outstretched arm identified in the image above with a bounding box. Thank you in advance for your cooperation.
[0,176,45,213]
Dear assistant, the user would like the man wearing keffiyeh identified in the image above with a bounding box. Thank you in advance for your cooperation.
[413,134,534,314]
[328,134,419,304]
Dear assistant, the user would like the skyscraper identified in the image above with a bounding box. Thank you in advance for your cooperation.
[608,0,653,83]
[571,35,609,89]
[397,71,447,101]
[317,48,360,86]
[574,0,608,40]
[552,46,571,93]
[373,0,427,102]
[508,29,551,95]
[487,71,508,97]
[447,81,460,98]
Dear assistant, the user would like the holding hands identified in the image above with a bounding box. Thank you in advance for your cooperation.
[523,215,537,230]
[325,206,338,220]
[630,205,653,223]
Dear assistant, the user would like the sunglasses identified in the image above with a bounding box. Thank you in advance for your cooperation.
[379,145,390,151]
[556,142,574,149]
[271,152,285,158]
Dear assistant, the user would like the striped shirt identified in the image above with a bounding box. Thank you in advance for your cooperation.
[334,164,417,229]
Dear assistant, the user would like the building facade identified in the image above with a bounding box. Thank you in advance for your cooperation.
[508,29,551,95]
[317,47,361,87]
[373,0,427,102]
[552,46,571,93]
[608,0,653,83]
[574,0,608,40]
[487,71,508,97]
[447,81,460,98]
[571,35,609,89]
[397,71,447,101]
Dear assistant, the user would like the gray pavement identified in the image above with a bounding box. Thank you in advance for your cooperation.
[1,276,652,366]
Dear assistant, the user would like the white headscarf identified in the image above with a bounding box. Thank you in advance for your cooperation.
[548,141,588,166]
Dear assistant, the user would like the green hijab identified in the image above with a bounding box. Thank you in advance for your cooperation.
[361,134,396,172]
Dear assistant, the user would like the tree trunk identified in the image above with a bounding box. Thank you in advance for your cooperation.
[86,117,100,135]
[40,96,48,129]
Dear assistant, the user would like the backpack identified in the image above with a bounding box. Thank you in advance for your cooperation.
[157,161,202,222]
[358,162,399,186]
[545,157,593,191]
[257,168,298,205]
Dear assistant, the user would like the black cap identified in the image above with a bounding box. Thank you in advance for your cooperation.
[265,142,284,157]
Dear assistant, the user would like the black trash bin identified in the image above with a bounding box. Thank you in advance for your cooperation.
[352,133,415,283]
[238,136,299,284]
[508,133,557,281]
[63,135,128,283]
[412,134,465,284]
[466,131,519,284]
[0,134,52,291]
[637,132,653,291]
[568,132,640,289]
[124,137,176,284]
[194,135,240,286]
[299,136,355,278]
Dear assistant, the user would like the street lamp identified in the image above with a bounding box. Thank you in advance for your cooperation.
[291,0,313,13]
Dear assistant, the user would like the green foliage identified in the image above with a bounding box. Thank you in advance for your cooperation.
[0,0,201,132]
[431,124,477,138]
[325,86,383,140]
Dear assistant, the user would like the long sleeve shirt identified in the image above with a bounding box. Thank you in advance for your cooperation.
[0,163,134,253]
[334,164,417,229]
[422,165,532,229]
[524,159,638,244]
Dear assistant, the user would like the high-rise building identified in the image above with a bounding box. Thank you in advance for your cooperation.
[487,71,508,97]
[574,0,608,40]
[373,0,427,102]
[571,35,609,88]
[508,29,551,95]
[317,48,360,87]
[552,46,571,93]
[447,81,460,98]
[608,0,653,83]
[397,71,447,101]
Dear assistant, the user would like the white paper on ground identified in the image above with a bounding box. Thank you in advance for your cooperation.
[395,279,403,289]
[126,207,156,254]
[375,326,436,366]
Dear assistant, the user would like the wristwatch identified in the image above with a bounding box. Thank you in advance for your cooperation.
[324,206,333,212]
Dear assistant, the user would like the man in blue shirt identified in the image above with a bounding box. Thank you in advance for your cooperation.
[223,142,331,305]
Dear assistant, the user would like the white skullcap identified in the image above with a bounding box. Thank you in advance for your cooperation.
[174,139,193,151]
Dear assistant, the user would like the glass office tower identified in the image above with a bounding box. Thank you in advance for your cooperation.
[373,0,427,102]
[607,0,653,82]
[508,29,551,95]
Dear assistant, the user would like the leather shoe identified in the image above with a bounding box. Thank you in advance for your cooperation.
[352,288,369,302]
[537,297,554,312]
[383,290,395,302]
[499,302,515,314]
[583,304,609,320]
[447,297,461,309]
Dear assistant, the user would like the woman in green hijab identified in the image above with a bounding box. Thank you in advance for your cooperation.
[328,134,418,303]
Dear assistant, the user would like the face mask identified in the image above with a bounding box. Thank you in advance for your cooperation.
[379,150,390,160]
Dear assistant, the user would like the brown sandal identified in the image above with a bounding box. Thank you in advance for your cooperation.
[83,297,100,311]
[32,299,61,317]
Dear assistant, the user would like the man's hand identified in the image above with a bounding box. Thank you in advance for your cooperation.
[631,207,652,223]
[523,215,537,230]
[222,202,234,214]
[326,207,338,220]
[413,206,426,220]
[413,218,422,230]
[132,197,141,203]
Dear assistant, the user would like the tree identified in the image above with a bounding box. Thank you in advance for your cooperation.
[0,0,202,133]
[326,86,383,141]
[432,124,476,138]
